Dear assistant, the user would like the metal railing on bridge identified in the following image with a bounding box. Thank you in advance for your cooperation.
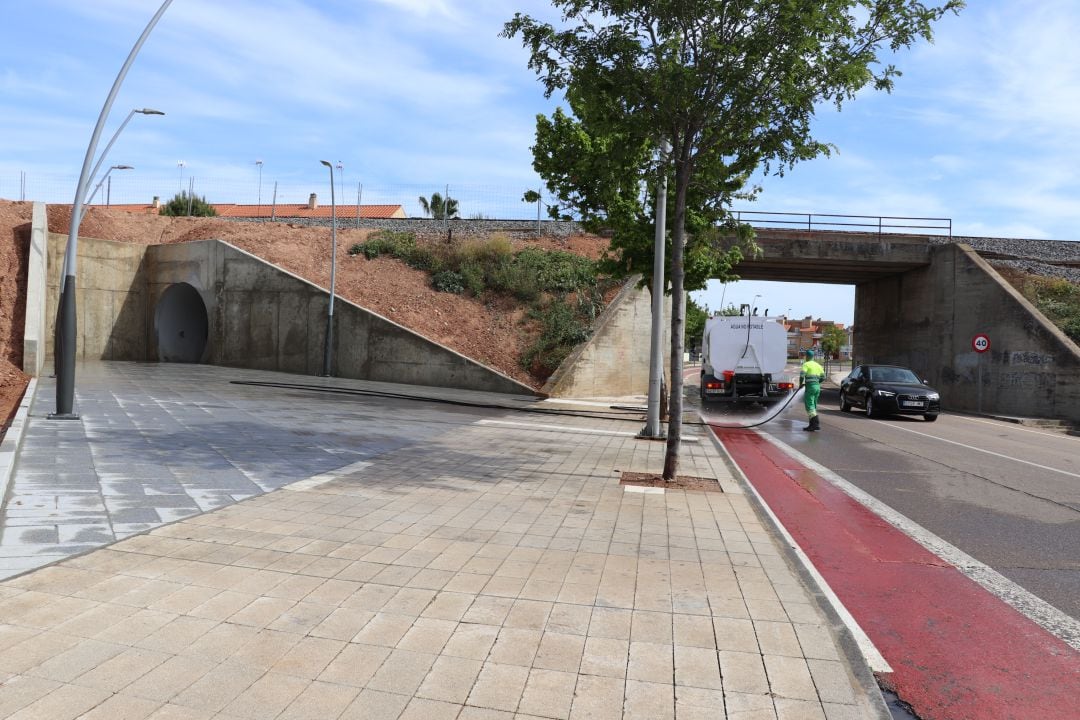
[732,210,952,238]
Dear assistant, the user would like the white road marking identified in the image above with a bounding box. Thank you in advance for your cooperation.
[477,419,636,437]
[883,423,1080,479]
[706,428,892,673]
[756,431,1080,651]
[477,419,700,442]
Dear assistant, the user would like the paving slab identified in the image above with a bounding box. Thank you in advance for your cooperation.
[0,361,885,718]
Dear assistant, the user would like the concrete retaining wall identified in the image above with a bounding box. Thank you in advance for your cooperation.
[45,232,150,362]
[856,243,1080,421]
[147,240,534,395]
[36,214,534,394]
[22,203,48,376]
[543,277,670,398]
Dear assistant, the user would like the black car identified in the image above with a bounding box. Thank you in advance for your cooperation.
[839,364,941,421]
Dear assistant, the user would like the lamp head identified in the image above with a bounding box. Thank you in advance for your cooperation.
[113,165,134,170]
[136,108,165,115]
[320,160,332,168]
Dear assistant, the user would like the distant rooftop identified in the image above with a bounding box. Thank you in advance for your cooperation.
[90,196,407,220]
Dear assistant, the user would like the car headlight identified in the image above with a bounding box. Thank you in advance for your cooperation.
[927,393,940,400]
[875,390,896,397]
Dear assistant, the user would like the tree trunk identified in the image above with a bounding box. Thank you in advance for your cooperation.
[663,165,691,481]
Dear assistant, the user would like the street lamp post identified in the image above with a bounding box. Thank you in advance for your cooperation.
[85,165,133,206]
[52,0,173,419]
[641,140,671,439]
[319,160,338,377]
[255,159,263,214]
[71,107,163,230]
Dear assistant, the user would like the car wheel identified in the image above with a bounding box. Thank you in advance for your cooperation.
[866,396,878,418]
[840,392,852,412]
[924,413,938,422]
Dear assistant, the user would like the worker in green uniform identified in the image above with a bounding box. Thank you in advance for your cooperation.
[799,348,826,431]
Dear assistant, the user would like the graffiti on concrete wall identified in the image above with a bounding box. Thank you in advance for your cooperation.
[1009,351,1054,367]
[997,371,1056,390]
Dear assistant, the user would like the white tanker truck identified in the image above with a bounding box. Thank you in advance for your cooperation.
[699,315,794,404]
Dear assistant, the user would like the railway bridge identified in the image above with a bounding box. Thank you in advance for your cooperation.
[727,212,1080,422]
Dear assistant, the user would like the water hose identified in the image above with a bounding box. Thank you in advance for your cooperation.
[705,386,805,429]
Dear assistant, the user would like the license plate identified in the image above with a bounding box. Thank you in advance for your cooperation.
[901,400,924,407]
[705,389,723,394]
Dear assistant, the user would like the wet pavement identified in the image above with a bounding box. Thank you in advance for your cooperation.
[0,361,888,719]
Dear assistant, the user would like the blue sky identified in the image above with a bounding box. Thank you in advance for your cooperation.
[3,0,1079,326]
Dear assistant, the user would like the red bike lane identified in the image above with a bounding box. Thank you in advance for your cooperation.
[713,426,1080,720]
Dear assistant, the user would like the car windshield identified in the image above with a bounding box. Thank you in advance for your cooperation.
[869,367,921,384]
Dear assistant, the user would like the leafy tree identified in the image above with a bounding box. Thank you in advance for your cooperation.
[718,304,742,317]
[685,298,708,351]
[505,0,962,480]
[821,325,848,359]
[159,191,216,217]
[418,192,459,220]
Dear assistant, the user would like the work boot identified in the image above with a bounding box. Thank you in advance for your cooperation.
[803,418,814,432]
[811,415,821,431]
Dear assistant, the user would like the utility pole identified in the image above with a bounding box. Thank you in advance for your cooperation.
[641,140,670,439]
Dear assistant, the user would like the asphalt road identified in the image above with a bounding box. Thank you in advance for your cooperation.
[687,372,1080,621]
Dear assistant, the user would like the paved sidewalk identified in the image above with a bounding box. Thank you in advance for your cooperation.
[0,363,883,719]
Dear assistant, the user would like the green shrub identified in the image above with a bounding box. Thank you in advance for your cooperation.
[432,270,465,294]
[521,248,596,293]
[347,230,417,259]
[1031,278,1080,343]
[459,235,513,266]
[522,300,593,377]
[159,191,216,217]
[403,244,439,272]
[490,257,542,301]
[459,259,486,297]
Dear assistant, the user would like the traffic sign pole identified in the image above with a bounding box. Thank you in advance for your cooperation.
[972,334,990,414]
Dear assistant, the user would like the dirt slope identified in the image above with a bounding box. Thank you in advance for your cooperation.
[0,200,607,433]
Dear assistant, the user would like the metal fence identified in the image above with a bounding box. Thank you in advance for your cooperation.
[732,210,953,237]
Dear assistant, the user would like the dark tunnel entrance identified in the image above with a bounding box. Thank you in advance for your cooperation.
[155,282,208,363]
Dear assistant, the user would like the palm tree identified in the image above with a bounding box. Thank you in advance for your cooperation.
[418,192,459,220]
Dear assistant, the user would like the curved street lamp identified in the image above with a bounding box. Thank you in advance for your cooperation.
[254,159,263,212]
[319,160,338,377]
[85,165,133,206]
[53,0,173,419]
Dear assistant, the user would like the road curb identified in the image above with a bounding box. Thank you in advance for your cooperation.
[0,378,37,515]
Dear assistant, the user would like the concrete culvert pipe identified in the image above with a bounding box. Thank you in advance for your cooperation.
[155,282,208,363]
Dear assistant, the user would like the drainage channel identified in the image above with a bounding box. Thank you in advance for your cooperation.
[882,687,921,720]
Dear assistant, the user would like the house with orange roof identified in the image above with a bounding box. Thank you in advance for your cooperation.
[91,193,406,219]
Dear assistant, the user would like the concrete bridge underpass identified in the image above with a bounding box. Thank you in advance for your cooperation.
[723,214,1080,423]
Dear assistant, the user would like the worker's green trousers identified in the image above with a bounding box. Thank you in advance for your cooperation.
[803,382,821,418]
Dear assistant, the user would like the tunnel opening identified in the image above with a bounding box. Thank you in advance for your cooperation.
[154,282,208,363]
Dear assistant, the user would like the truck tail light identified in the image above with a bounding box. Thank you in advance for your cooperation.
[722,370,736,383]
[778,382,794,390]
[705,381,723,390]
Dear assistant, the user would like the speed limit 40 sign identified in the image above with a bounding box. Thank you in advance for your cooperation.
[972,334,991,353]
